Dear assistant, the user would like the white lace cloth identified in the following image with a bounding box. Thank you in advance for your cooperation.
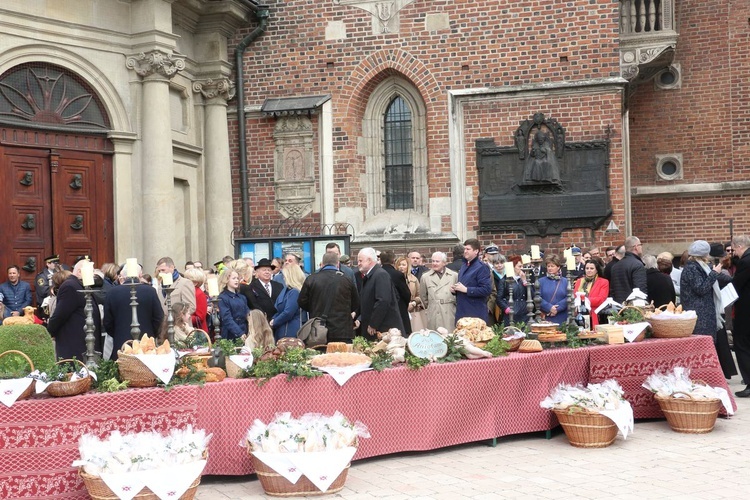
[133,353,176,384]
[622,322,650,343]
[252,447,356,492]
[314,365,372,386]
[96,460,206,500]
[0,378,33,407]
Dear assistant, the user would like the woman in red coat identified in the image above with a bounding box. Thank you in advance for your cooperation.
[574,259,609,328]
[184,268,208,331]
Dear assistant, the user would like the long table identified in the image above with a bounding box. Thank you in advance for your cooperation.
[0,336,735,499]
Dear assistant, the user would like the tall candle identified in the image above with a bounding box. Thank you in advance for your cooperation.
[81,261,95,287]
[207,276,219,297]
[521,254,531,265]
[160,272,173,287]
[125,258,139,278]
[563,248,572,259]
[566,255,576,272]
[504,262,515,277]
[531,245,540,260]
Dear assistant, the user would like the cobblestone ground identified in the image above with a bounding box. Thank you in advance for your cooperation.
[196,372,748,500]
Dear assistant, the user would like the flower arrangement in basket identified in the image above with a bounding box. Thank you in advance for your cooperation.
[541,380,634,448]
[642,366,733,433]
[0,350,36,407]
[246,412,370,496]
[73,426,211,500]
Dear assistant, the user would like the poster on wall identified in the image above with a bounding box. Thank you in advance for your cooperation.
[237,242,270,264]
[273,241,312,274]
[314,238,348,267]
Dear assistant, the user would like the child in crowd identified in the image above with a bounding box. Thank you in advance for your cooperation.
[245,309,274,352]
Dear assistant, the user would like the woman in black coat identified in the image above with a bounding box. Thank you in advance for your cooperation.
[680,241,730,338]
[643,254,676,308]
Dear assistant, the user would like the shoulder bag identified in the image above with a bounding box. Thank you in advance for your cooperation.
[297,273,342,348]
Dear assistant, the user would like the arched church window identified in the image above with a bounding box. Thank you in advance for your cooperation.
[0,63,110,132]
[384,96,414,209]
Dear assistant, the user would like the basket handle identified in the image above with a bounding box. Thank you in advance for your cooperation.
[560,404,597,415]
[55,358,90,377]
[669,391,696,400]
[0,350,35,372]
[187,329,212,348]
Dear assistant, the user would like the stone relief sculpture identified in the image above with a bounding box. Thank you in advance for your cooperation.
[522,129,561,186]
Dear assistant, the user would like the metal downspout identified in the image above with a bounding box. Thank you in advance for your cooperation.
[235,6,269,236]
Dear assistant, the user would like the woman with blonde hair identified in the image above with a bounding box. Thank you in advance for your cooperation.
[270,262,308,340]
[217,268,249,340]
[246,309,275,351]
[396,256,423,313]
[184,267,208,330]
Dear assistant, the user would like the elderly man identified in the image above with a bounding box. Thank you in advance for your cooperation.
[731,235,750,397]
[242,258,283,321]
[419,251,458,331]
[155,257,196,316]
[453,239,492,323]
[299,251,360,343]
[1,265,32,318]
[357,247,404,339]
[609,236,648,303]
[104,264,164,360]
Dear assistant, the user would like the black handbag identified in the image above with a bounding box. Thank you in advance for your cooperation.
[296,273,342,348]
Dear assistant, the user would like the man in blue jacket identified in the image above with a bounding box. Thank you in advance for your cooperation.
[1,265,32,318]
[453,239,492,324]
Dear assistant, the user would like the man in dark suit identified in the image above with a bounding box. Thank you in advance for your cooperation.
[299,251,360,343]
[408,251,428,282]
[241,258,283,321]
[103,264,164,360]
[357,247,404,339]
[447,244,465,273]
[731,235,750,397]
[380,250,412,335]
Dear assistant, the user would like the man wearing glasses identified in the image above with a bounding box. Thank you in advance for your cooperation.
[609,236,648,304]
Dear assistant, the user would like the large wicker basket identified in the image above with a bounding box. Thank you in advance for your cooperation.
[0,350,35,401]
[655,392,721,433]
[553,407,618,448]
[225,348,249,379]
[79,469,200,500]
[46,358,92,397]
[248,451,349,497]
[116,341,159,387]
[181,330,212,369]
[648,305,696,338]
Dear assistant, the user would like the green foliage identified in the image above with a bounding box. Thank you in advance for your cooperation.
[483,336,511,357]
[164,357,206,390]
[405,350,430,370]
[174,330,211,350]
[440,334,467,363]
[214,338,243,357]
[368,350,394,371]
[0,324,56,373]
[92,359,120,389]
[98,378,129,392]
[45,359,81,382]
[0,351,33,379]
[609,307,645,324]
[352,336,371,353]
[243,347,322,385]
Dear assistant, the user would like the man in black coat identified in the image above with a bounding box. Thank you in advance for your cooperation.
[446,244,464,273]
[603,244,624,283]
[298,252,360,343]
[731,235,750,397]
[609,237,648,303]
[380,250,412,335]
[104,265,164,360]
[357,247,404,340]
[643,255,675,308]
[408,251,429,282]
[241,258,283,321]
[47,259,102,361]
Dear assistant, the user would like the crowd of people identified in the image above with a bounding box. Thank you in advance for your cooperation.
[2,234,750,399]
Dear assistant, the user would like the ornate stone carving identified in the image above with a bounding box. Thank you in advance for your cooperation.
[273,116,316,220]
[334,0,415,34]
[126,51,185,78]
[192,78,236,101]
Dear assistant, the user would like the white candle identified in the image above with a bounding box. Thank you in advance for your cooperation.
[504,262,515,277]
[125,258,139,278]
[207,276,219,297]
[564,248,572,259]
[81,261,95,287]
[521,254,531,265]
[160,272,173,287]
[531,245,540,260]
[566,255,576,272]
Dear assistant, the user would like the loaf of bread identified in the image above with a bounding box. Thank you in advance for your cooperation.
[518,339,543,353]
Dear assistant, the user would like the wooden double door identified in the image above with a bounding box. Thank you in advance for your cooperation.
[0,137,114,291]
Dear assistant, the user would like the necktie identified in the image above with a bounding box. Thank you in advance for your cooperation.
[265,282,272,296]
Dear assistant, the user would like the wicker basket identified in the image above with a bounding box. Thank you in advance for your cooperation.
[501,326,525,352]
[655,392,721,434]
[46,358,92,397]
[116,341,159,387]
[553,407,618,448]
[248,452,349,497]
[648,305,696,338]
[79,469,200,500]
[615,305,648,342]
[181,330,212,369]
[0,350,35,401]
[225,348,247,379]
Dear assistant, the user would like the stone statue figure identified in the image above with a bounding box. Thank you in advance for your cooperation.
[522,129,561,185]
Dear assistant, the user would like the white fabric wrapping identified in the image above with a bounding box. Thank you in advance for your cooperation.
[314,366,372,386]
[228,353,254,370]
[254,448,356,492]
[252,452,303,484]
[142,460,206,500]
[97,472,147,500]
[133,353,176,384]
[622,322,649,343]
[0,378,33,407]
[597,400,635,439]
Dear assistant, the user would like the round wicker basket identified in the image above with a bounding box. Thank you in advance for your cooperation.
[46,358,92,397]
[181,330,212,369]
[0,350,35,401]
[648,305,697,338]
[79,469,200,500]
[116,341,159,387]
[553,406,618,448]
[248,452,349,497]
[654,392,721,434]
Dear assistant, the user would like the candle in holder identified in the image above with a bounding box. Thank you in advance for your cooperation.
[504,262,515,277]
[207,276,220,297]
[125,258,139,278]
[521,254,531,265]
[564,248,572,259]
[81,261,95,287]
[531,245,540,260]
[160,272,173,287]
[566,255,576,272]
